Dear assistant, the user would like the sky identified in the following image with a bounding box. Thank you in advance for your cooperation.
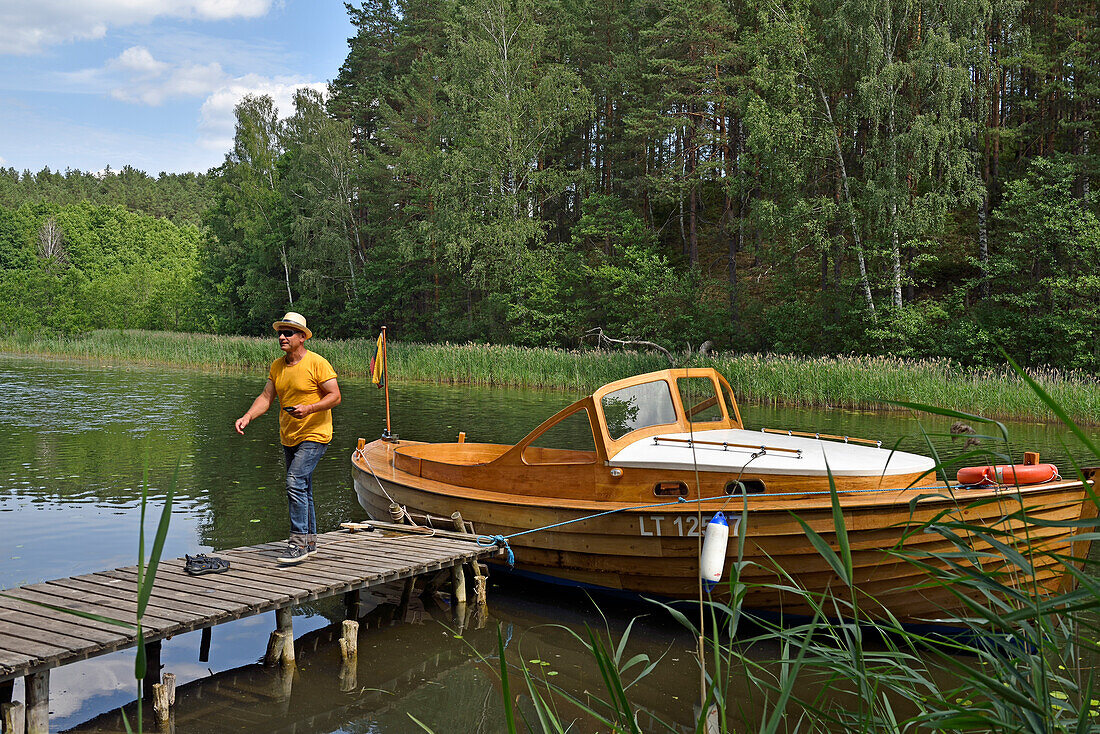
[0,0,356,176]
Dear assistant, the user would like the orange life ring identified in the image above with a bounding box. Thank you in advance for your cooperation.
[956,463,1059,486]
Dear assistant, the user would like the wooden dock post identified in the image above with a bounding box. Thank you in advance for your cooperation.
[198,627,211,663]
[338,618,359,691]
[24,672,47,734]
[152,683,170,729]
[473,564,488,606]
[339,620,358,661]
[143,640,162,700]
[398,578,417,620]
[449,513,468,605]
[451,511,489,606]
[265,607,295,667]
[1,701,24,734]
[387,503,404,524]
[390,503,419,613]
[152,671,177,731]
[344,589,360,620]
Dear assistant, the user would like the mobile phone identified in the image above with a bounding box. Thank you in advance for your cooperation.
[283,406,295,413]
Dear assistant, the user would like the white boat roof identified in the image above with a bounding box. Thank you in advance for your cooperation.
[608,428,936,478]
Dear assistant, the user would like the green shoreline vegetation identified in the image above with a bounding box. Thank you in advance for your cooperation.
[2,329,1097,426]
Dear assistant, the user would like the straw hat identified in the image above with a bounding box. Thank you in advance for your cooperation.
[272,312,313,339]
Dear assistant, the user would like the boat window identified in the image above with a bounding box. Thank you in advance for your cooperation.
[522,406,598,465]
[726,479,765,495]
[654,481,688,498]
[677,376,724,423]
[720,380,741,427]
[602,380,677,440]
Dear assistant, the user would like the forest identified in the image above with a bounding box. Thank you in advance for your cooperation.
[0,0,1097,370]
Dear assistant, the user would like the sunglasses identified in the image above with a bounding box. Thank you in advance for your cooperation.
[277,330,301,338]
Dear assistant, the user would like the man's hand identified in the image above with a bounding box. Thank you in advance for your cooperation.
[283,404,313,419]
[236,379,276,434]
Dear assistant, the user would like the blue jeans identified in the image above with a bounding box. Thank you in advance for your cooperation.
[283,440,328,546]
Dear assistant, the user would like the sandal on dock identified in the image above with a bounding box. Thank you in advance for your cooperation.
[185,554,230,575]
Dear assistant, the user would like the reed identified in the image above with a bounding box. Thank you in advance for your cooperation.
[2,330,1098,425]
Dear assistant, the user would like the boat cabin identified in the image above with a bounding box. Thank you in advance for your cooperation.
[394,368,741,469]
[390,367,933,499]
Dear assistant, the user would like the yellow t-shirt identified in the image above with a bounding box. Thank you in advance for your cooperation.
[269,351,338,446]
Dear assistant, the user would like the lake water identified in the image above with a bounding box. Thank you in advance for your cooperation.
[0,353,1096,731]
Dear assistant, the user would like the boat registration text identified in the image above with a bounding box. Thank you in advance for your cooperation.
[639,515,741,537]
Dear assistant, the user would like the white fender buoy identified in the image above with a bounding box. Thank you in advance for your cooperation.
[700,512,730,592]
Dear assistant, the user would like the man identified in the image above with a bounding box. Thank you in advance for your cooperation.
[235,312,341,564]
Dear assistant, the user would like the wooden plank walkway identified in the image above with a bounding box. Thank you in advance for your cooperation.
[0,522,499,687]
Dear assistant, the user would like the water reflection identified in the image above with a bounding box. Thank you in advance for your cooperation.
[59,581,704,734]
[0,353,1096,731]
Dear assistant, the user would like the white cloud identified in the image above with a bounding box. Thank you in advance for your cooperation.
[43,44,328,166]
[198,76,328,153]
[105,46,227,105]
[0,0,275,55]
[97,47,326,133]
[109,46,169,77]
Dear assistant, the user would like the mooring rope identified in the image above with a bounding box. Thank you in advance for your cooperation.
[354,445,421,527]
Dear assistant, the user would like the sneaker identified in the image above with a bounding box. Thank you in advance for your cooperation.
[277,543,311,565]
[306,542,317,556]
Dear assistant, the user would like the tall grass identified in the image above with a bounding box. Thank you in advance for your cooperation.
[2,330,1098,424]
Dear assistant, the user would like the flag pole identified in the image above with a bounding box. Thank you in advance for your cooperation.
[382,326,392,439]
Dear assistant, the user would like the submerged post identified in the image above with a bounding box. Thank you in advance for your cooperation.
[339,620,358,661]
[152,683,170,729]
[473,563,489,606]
[265,607,295,667]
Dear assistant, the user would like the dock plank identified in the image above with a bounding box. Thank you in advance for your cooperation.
[100,567,286,607]
[0,526,501,683]
[0,619,116,656]
[3,586,182,630]
[0,597,131,641]
[59,575,231,618]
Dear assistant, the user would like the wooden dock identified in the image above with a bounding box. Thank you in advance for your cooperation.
[62,591,486,734]
[0,521,500,734]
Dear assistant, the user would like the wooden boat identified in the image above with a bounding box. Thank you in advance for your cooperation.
[351,368,1097,623]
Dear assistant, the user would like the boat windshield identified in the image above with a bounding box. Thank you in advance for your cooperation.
[677,375,724,423]
[601,380,677,440]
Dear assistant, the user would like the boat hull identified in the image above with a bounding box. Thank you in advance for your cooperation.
[352,439,1096,623]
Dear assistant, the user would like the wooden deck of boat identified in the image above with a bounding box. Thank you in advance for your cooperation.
[0,522,499,686]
